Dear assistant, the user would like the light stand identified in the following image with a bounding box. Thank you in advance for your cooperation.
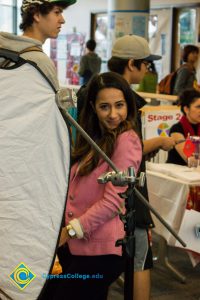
[98,167,144,300]
[63,110,187,300]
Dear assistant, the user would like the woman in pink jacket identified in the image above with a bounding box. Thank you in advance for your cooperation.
[46,72,142,300]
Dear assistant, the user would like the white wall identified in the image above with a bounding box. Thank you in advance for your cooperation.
[58,0,200,84]
[61,0,108,39]
[61,0,200,38]
[151,0,200,8]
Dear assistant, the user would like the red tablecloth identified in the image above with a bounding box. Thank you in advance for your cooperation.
[187,186,200,212]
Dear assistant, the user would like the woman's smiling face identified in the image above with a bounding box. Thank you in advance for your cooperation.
[94,88,128,130]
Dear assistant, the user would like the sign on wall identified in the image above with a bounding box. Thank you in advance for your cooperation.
[107,11,149,61]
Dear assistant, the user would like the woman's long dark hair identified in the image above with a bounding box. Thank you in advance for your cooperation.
[73,71,139,175]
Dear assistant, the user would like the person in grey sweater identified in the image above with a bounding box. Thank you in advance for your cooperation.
[173,44,200,95]
[78,39,102,84]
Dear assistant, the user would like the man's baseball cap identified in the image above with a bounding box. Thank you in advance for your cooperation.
[22,0,76,12]
[112,34,161,61]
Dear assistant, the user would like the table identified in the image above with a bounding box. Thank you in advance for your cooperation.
[146,163,200,281]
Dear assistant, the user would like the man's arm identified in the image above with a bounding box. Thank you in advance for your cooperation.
[170,132,187,162]
[143,136,176,155]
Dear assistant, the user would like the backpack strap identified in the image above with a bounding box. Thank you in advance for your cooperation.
[0,46,43,68]
[19,46,43,54]
[0,58,11,68]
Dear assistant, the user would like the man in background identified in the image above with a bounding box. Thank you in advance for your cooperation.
[78,39,101,85]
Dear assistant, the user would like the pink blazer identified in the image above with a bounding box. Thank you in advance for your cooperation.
[65,130,142,256]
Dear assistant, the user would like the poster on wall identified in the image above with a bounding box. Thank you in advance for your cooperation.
[107,11,149,59]
[108,12,148,39]
[115,17,131,38]
[132,15,146,37]
[50,32,85,85]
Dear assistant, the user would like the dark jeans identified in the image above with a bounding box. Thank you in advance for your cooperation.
[39,245,125,300]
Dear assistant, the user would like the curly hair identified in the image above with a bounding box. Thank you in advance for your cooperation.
[19,2,69,31]
[178,88,200,114]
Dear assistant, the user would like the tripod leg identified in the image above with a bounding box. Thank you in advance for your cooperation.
[116,275,124,287]
[157,236,186,283]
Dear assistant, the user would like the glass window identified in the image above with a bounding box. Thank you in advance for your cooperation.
[178,9,196,45]
[0,4,13,32]
[149,15,158,39]
[17,0,22,34]
[0,0,13,4]
[94,13,108,72]
[95,14,108,61]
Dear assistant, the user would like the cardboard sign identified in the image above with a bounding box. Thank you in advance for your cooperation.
[141,105,182,139]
